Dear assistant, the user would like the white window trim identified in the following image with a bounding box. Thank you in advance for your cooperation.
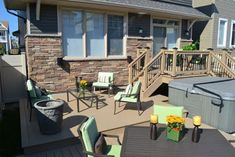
[230,20,235,48]
[217,18,228,48]
[59,7,126,59]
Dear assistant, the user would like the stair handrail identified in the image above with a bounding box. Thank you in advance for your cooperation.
[128,48,149,84]
[210,52,235,78]
[143,50,164,90]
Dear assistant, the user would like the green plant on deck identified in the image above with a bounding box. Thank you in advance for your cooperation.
[182,41,199,50]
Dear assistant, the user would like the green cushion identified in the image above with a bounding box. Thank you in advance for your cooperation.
[114,92,137,103]
[130,81,141,95]
[153,104,184,124]
[81,117,99,157]
[34,86,42,97]
[93,82,111,88]
[26,80,37,98]
[105,145,121,157]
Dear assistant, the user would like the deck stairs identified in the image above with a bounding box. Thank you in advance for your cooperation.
[128,48,235,98]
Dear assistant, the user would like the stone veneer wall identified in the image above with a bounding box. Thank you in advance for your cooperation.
[126,38,153,59]
[25,36,152,92]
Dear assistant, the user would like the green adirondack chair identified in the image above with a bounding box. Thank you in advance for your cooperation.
[78,117,122,157]
[114,80,142,115]
[153,104,184,124]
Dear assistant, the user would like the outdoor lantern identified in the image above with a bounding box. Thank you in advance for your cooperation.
[57,57,63,66]
[127,56,133,64]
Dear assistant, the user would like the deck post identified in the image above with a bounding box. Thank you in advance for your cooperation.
[207,51,212,73]
[160,49,165,74]
[129,65,132,84]
[172,49,177,76]
[136,47,142,73]
[144,67,148,90]
[144,46,150,64]
[222,50,227,65]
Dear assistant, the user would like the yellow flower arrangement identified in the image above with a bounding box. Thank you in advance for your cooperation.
[80,80,88,89]
[166,115,185,131]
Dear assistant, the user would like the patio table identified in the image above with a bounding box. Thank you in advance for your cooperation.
[67,88,98,112]
[121,126,235,157]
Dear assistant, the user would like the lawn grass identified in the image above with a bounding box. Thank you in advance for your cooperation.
[0,107,23,157]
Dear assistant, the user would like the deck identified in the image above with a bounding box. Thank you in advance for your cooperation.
[20,90,168,154]
[19,90,235,156]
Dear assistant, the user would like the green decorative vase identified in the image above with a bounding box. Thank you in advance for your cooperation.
[166,127,183,142]
[79,87,85,97]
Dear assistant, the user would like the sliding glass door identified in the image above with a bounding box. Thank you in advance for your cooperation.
[152,19,179,56]
[153,27,166,56]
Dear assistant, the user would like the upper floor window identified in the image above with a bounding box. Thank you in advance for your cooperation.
[217,18,228,47]
[230,20,235,47]
[62,10,124,58]
[0,31,5,36]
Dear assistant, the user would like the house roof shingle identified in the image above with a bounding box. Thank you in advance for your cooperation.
[87,0,209,19]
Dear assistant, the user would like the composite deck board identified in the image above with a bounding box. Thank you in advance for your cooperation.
[22,144,83,157]
[19,93,235,156]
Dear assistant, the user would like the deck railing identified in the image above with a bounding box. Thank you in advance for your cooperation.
[210,52,235,78]
[128,48,235,93]
[143,50,163,90]
[128,48,150,84]
[163,50,210,76]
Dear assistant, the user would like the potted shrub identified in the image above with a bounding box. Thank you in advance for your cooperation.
[166,115,185,142]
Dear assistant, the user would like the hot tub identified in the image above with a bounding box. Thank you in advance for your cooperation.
[169,77,235,133]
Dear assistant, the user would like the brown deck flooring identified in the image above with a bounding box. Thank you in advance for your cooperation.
[17,143,84,157]
[20,91,235,156]
[20,90,168,154]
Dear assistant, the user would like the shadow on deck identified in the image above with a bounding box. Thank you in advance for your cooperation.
[19,91,168,155]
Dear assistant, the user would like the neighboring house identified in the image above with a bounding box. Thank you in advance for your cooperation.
[4,0,208,91]
[193,0,235,50]
[0,21,10,54]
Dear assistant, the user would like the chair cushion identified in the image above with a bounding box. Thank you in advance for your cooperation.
[114,92,137,103]
[26,80,37,98]
[130,81,141,95]
[153,104,184,124]
[35,86,42,97]
[105,145,121,157]
[95,134,107,155]
[93,82,111,88]
[124,84,132,96]
[81,117,99,156]
[98,72,113,83]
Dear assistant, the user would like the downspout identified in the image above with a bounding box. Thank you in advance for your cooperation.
[5,8,28,80]
[6,9,26,23]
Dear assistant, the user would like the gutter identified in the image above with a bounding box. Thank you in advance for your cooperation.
[3,0,27,23]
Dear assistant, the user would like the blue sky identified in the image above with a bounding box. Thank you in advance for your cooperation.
[0,0,18,36]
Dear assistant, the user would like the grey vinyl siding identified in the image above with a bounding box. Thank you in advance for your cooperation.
[193,0,235,50]
[30,4,58,34]
[128,13,150,37]
[213,0,235,49]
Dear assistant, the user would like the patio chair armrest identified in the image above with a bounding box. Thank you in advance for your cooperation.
[103,134,122,145]
[83,150,114,157]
